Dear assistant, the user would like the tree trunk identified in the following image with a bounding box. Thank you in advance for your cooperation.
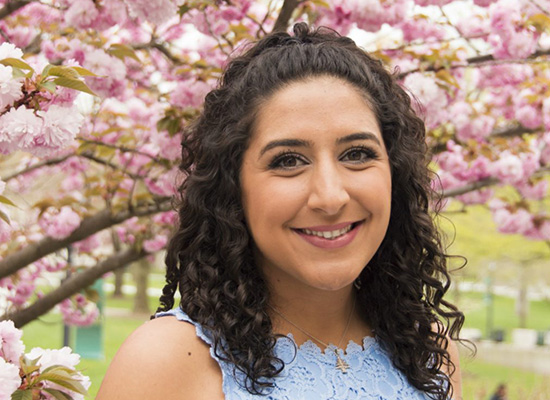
[515,262,529,328]
[113,268,125,297]
[111,228,125,298]
[132,258,150,314]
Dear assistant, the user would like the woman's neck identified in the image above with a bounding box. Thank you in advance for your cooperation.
[268,283,372,348]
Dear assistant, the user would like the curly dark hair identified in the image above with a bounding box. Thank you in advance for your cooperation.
[156,22,464,399]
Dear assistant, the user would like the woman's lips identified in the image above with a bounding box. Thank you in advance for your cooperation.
[293,220,364,249]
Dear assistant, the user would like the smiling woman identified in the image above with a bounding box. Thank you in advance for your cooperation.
[97,23,464,400]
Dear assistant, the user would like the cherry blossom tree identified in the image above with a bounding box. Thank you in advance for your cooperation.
[0,0,549,333]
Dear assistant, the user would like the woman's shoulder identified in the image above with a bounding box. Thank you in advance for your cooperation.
[97,311,224,400]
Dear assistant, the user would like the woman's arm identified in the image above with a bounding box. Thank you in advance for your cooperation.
[442,336,462,400]
[96,316,223,400]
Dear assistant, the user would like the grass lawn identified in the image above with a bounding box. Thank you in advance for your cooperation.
[20,286,550,399]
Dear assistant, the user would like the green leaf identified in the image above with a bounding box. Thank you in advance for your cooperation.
[107,44,140,62]
[41,365,76,375]
[11,66,26,78]
[0,58,33,71]
[46,66,80,79]
[11,389,33,400]
[0,195,17,207]
[38,371,88,394]
[71,66,98,77]
[43,389,74,400]
[0,208,10,225]
[53,77,97,96]
[39,80,57,94]
[528,13,550,33]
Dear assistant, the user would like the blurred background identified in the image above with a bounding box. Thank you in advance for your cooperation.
[0,0,549,399]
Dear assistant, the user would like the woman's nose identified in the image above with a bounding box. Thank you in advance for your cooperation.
[307,162,350,215]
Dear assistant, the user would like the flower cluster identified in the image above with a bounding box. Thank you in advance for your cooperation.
[0,43,90,158]
[59,294,100,327]
[0,320,90,400]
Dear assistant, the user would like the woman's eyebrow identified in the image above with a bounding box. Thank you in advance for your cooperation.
[258,132,381,158]
[259,138,313,157]
[337,132,382,146]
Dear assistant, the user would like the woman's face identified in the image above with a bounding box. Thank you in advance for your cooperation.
[240,76,392,293]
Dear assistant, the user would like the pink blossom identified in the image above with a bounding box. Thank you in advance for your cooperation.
[403,73,448,129]
[490,150,525,184]
[83,49,126,99]
[170,79,212,109]
[73,233,101,253]
[0,65,23,111]
[27,346,79,370]
[0,106,43,155]
[153,211,177,226]
[400,18,446,42]
[491,29,538,59]
[516,180,548,200]
[93,0,129,30]
[125,0,178,26]
[436,141,468,178]
[59,297,99,327]
[34,257,67,273]
[0,320,25,365]
[515,104,542,129]
[525,220,550,240]
[413,0,453,6]
[478,64,533,88]
[457,188,494,205]
[0,42,23,60]
[41,38,88,65]
[64,0,99,29]
[489,0,538,59]
[145,168,178,196]
[542,97,550,130]
[21,105,84,157]
[456,114,495,142]
[156,131,181,161]
[491,205,534,235]
[456,13,490,37]
[61,174,84,192]
[473,0,497,5]
[7,278,35,307]
[0,357,20,400]
[38,206,81,240]
[143,234,168,252]
[26,346,91,400]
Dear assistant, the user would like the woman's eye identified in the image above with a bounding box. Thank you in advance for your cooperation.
[341,147,378,163]
[269,153,307,170]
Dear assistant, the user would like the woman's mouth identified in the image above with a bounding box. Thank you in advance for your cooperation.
[293,221,364,249]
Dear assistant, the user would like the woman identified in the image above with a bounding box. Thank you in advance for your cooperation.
[97,23,464,400]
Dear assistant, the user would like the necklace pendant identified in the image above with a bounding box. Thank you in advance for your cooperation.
[334,351,350,374]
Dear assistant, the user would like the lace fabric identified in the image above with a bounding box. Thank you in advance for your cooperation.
[156,308,431,400]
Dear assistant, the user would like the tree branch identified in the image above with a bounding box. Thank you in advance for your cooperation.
[0,199,171,280]
[429,124,542,154]
[272,0,300,33]
[0,0,33,21]
[2,154,72,182]
[1,248,147,328]
[441,177,499,198]
[397,49,550,79]
[440,166,550,198]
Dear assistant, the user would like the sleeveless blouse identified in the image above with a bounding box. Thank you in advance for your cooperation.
[156,308,434,399]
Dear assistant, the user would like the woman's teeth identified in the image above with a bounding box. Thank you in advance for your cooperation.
[301,224,353,240]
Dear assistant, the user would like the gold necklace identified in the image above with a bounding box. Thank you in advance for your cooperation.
[269,300,355,374]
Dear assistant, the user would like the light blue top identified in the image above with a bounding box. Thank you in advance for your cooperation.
[156,307,433,399]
